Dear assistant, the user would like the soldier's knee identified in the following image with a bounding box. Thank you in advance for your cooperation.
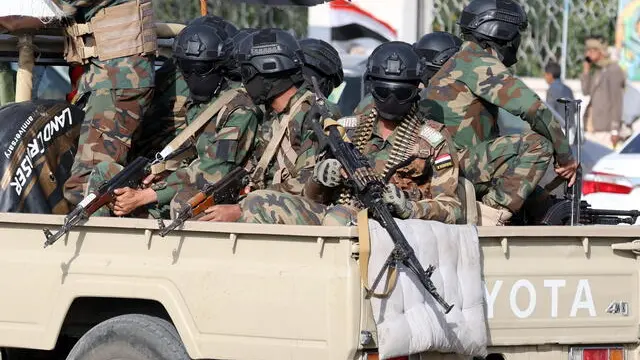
[322,205,358,226]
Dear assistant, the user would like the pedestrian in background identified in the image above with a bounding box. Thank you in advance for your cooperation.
[581,35,626,149]
[545,61,574,117]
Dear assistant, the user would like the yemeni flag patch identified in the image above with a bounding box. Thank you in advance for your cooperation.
[434,153,453,170]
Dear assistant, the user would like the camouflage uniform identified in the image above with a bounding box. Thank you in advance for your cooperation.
[239,87,336,225]
[130,59,189,158]
[425,41,572,212]
[323,94,463,226]
[87,87,260,218]
[62,0,155,206]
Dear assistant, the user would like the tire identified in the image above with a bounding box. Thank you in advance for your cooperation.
[65,314,190,360]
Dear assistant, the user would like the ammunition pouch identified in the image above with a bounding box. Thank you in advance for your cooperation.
[64,0,157,65]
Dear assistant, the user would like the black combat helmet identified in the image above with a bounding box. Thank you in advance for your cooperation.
[188,15,239,39]
[364,41,422,121]
[173,22,230,102]
[236,28,305,105]
[458,0,528,67]
[299,38,344,97]
[413,31,462,85]
[221,28,258,82]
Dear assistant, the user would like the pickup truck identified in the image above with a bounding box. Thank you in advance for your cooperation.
[1,24,639,360]
[0,214,639,360]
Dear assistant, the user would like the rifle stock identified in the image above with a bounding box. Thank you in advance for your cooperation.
[43,156,152,248]
[158,167,250,237]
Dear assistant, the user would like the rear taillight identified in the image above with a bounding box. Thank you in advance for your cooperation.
[570,346,624,360]
[583,172,634,195]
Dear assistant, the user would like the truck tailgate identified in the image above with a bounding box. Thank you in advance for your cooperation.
[480,226,640,346]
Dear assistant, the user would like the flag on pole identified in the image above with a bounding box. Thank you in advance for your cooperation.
[329,0,397,44]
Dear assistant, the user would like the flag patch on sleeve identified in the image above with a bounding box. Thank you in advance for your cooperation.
[434,153,453,170]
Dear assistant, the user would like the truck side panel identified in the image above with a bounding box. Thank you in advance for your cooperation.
[0,213,362,360]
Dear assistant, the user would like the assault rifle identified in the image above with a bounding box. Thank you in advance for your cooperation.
[308,77,453,313]
[43,156,151,248]
[157,167,251,237]
[540,98,640,226]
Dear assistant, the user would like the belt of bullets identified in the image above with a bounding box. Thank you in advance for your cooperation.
[335,105,421,207]
[383,104,420,180]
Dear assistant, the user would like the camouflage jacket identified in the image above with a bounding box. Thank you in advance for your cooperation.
[250,86,328,196]
[425,41,573,165]
[60,0,155,94]
[153,88,261,205]
[347,95,463,224]
[130,60,189,158]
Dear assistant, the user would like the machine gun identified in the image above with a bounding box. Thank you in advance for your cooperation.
[43,156,152,247]
[540,98,639,226]
[308,77,453,313]
[157,167,251,237]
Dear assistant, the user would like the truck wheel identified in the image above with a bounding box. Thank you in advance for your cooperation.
[65,314,190,360]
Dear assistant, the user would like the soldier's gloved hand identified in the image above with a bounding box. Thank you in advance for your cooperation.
[383,183,414,219]
[313,159,343,187]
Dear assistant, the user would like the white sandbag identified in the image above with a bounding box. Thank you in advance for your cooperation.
[0,0,65,19]
[366,219,487,359]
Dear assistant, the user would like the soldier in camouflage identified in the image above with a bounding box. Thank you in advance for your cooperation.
[57,0,157,206]
[299,38,344,118]
[316,41,463,226]
[425,0,578,225]
[201,28,339,225]
[130,16,239,159]
[86,21,260,219]
[129,15,238,160]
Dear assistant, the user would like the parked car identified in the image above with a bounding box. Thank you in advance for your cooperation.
[582,132,640,217]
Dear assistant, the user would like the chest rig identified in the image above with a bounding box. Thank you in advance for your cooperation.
[336,103,421,205]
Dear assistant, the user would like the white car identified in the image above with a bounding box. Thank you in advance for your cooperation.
[582,132,640,221]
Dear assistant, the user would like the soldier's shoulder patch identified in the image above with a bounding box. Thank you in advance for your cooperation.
[419,123,444,147]
[434,153,454,170]
[338,116,359,129]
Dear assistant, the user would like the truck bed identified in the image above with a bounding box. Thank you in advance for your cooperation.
[0,213,637,360]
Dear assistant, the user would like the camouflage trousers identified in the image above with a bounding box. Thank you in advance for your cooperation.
[459,132,553,213]
[64,87,154,206]
[86,161,169,218]
[237,190,356,226]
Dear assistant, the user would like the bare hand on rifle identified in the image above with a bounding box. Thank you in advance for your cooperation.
[198,204,242,222]
[555,159,579,187]
[112,187,157,216]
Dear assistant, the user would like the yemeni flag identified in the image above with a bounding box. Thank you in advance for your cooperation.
[329,0,397,44]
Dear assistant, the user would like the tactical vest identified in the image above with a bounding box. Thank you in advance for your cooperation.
[63,0,157,65]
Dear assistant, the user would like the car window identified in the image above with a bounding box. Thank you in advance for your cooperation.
[620,135,640,154]
[8,63,70,102]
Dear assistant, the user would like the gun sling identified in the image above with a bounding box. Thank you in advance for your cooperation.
[251,92,313,187]
[150,89,240,174]
[357,209,398,298]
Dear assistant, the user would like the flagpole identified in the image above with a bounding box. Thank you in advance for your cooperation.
[200,0,207,15]
[561,0,569,79]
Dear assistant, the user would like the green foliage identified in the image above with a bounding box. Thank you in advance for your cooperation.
[153,0,308,37]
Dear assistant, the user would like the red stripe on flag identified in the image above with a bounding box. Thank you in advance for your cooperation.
[329,0,397,36]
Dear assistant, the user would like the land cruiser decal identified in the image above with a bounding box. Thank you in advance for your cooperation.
[0,100,82,214]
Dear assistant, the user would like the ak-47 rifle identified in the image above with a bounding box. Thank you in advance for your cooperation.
[43,156,152,248]
[308,77,453,313]
[156,167,251,237]
[541,98,640,226]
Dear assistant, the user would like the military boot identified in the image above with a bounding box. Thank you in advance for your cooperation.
[476,202,513,226]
